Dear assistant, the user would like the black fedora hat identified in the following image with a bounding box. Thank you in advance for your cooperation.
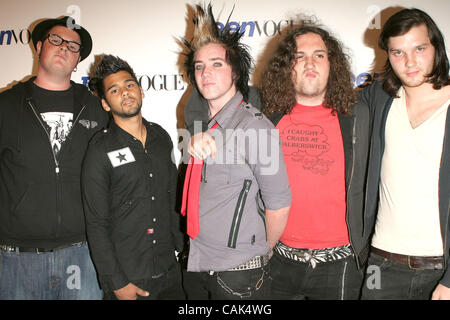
[32,16,92,61]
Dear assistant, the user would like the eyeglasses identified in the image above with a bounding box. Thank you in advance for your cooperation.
[46,33,82,53]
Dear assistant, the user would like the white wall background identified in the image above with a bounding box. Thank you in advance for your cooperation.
[1,0,449,164]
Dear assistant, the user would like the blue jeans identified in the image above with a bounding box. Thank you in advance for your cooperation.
[361,252,444,300]
[0,242,102,300]
[270,251,364,300]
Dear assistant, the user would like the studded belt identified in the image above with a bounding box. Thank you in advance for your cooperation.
[275,242,353,269]
[208,251,271,275]
[228,252,271,271]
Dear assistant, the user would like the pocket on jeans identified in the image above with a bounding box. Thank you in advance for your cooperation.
[368,252,392,271]
[216,267,269,298]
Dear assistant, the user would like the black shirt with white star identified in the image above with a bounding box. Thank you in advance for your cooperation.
[81,118,183,292]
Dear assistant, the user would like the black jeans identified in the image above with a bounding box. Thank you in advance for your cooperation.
[361,252,444,300]
[104,264,185,300]
[270,251,363,300]
[183,265,271,300]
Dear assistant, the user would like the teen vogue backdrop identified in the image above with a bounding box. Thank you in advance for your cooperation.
[0,0,449,164]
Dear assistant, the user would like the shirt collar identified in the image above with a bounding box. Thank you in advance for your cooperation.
[208,91,244,129]
[110,117,151,144]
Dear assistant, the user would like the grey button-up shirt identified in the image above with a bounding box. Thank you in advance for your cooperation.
[188,91,291,272]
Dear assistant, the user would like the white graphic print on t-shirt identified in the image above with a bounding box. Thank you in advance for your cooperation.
[40,112,74,155]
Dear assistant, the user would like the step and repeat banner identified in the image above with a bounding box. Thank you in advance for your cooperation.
[1,0,449,164]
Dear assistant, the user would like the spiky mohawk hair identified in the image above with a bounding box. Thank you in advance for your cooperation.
[181,3,253,100]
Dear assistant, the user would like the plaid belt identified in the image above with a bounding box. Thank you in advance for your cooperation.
[275,242,353,269]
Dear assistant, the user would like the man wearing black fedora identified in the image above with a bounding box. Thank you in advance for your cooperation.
[0,16,107,299]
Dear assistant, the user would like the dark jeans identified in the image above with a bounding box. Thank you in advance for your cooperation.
[183,265,271,300]
[104,264,185,300]
[0,242,102,300]
[270,251,363,300]
[361,252,444,300]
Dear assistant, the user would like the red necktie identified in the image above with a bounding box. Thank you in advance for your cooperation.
[181,122,219,239]
[181,100,243,239]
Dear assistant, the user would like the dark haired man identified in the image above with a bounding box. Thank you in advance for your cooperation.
[180,5,291,300]
[83,55,185,300]
[361,8,450,300]
[0,16,107,300]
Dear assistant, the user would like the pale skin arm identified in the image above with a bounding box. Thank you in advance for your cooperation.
[432,284,450,300]
[188,132,217,159]
[114,283,149,300]
[265,206,290,249]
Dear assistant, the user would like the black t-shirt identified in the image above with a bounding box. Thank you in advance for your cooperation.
[31,82,74,155]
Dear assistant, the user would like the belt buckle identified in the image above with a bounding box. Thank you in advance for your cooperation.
[1,245,18,253]
[407,256,421,270]
[292,249,311,261]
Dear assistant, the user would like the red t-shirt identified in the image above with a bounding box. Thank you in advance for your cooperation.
[276,103,349,249]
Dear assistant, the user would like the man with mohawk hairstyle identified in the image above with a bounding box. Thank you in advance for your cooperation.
[83,55,185,300]
[180,4,291,300]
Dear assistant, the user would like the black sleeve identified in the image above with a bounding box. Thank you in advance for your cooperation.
[357,81,382,115]
[184,88,209,136]
[248,86,263,111]
[167,135,185,252]
[81,138,129,292]
[357,85,371,108]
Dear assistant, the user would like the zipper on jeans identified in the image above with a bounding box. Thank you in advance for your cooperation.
[227,179,252,248]
[340,261,348,300]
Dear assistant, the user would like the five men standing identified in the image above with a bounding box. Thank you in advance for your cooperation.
[0,5,448,301]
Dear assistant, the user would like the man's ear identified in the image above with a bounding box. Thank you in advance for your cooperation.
[36,40,43,57]
[232,71,238,83]
[101,99,111,112]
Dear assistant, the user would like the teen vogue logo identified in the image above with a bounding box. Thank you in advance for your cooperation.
[0,28,30,46]
[81,74,186,92]
[217,19,294,37]
[138,74,186,91]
